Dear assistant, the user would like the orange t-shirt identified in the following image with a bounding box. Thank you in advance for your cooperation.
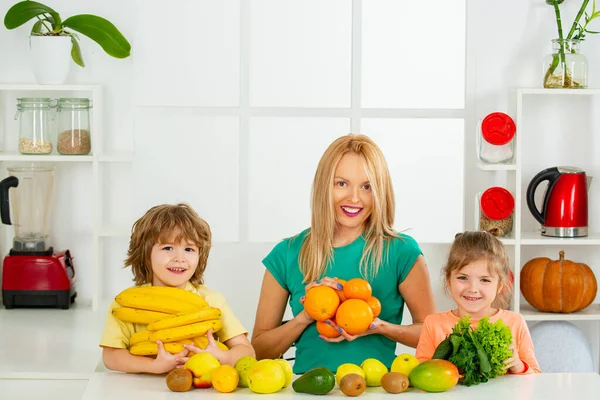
[415,310,541,374]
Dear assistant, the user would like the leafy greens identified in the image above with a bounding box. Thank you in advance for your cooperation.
[432,315,513,386]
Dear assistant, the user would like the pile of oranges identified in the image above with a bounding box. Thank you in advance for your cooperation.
[303,278,381,337]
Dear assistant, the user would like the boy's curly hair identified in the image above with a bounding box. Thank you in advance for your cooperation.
[125,203,212,286]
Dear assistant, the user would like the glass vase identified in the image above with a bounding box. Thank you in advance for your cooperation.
[543,39,587,89]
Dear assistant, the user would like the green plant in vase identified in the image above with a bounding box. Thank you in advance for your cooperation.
[544,0,600,88]
[3,0,131,67]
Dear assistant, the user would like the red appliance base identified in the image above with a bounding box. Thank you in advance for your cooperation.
[2,289,75,309]
[1,249,77,309]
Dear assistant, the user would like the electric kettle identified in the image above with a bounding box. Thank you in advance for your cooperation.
[526,166,592,237]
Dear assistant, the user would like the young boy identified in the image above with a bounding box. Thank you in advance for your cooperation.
[100,203,255,373]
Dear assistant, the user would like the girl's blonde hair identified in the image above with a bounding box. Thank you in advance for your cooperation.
[299,133,398,283]
[125,203,212,286]
[443,231,512,307]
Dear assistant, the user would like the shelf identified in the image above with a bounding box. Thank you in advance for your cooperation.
[0,152,93,162]
[520,231,600,245]
[521,303,600,321]
[519,88,600,96]
[99,152,134,163]
[0,84,100,92]
[498,235,516,245]
[477,162,516,171]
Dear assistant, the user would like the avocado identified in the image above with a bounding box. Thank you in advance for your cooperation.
[292,367,335,395]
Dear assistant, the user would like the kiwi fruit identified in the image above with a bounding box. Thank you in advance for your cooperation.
[166,368,193,392]
[339,373,366,397]
[381,372,409,394]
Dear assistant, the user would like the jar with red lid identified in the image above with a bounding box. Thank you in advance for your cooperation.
[477,112,515,164]
[477,187,514,237]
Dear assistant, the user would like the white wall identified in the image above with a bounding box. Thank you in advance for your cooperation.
[0,0,599,364]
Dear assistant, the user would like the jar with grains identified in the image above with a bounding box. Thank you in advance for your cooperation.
[16,97,55,154]
[478,187,514,238]
[56,98,92,155]
[477,112,515,165]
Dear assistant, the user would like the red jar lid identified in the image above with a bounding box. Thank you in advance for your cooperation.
[481,112,516,145]
[480,187,514,220]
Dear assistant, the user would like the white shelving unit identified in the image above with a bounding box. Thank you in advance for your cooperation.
[0,84,132,311]
[479,87,600,370]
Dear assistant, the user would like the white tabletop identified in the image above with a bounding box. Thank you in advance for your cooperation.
[0,377,89,400]
[79,372,600,400]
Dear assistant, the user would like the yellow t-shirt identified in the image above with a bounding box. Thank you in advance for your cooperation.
[99,282,247,349]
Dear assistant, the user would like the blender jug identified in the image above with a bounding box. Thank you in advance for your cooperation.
[0,165,54,252]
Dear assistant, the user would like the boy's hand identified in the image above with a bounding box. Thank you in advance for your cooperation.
[150,340,189,374]
[180,329,229,365]
[503,343,526,373]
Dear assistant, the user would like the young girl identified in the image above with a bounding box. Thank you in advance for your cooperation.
[416,231,540,374]
[100,203,255,374]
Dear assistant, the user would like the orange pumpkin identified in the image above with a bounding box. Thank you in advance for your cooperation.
[335,299,374,335]
[520,250,597,313]
[303,286,340,321]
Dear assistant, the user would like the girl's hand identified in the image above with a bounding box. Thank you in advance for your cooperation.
[180,329,229,365]
[503,343,526,373]
[318,318,386,343]
[150,340,189,374]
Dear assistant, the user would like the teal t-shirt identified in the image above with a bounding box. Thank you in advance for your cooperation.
[262,229,422,374]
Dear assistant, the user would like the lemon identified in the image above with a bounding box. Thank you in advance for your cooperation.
[274,358,293,388]
[336,363,365,387]
[247,359,286,394]
[234,355,257,387]
[361,358,389,387]
[390,353,420,377]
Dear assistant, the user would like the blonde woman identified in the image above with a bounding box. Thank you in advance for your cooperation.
[251,134,436,374]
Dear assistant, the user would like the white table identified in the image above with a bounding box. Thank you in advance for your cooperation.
[79,372,600,399]
[0,375,89,400]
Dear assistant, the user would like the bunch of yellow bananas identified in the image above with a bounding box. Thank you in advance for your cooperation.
[112,286,228,356]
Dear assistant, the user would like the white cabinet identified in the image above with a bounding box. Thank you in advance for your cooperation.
[0,84,132,311]
[478,88,600,369]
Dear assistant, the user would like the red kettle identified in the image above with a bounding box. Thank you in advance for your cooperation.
[526,166,592,237]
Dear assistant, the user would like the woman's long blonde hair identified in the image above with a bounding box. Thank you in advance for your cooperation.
[299,134,398,283]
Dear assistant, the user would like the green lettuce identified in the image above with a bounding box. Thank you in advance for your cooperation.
[435,315,513,386]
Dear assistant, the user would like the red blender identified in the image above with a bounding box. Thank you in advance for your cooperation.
[0,164,76,309]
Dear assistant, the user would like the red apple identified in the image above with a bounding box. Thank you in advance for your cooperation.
[185,353,221,389]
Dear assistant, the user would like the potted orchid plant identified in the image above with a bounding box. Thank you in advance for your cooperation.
[4,0,131,84]
[544,0,600,88]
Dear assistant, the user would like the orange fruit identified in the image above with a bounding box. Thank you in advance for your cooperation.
[316,320,341,338]
[343,278,372,301]
[365,296,381,318]
[303,286,340,321]
[335,279,348,302]
[335,299,374,335]
[211,365,239,393]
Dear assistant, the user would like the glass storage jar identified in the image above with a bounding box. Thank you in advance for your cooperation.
[16,97,55,154]
[543,39,587,89]
[477,112,515,164]
[56,98,92,155]
[477,187,514,238]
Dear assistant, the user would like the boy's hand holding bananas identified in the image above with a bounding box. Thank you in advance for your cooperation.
[112,286,228,356]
